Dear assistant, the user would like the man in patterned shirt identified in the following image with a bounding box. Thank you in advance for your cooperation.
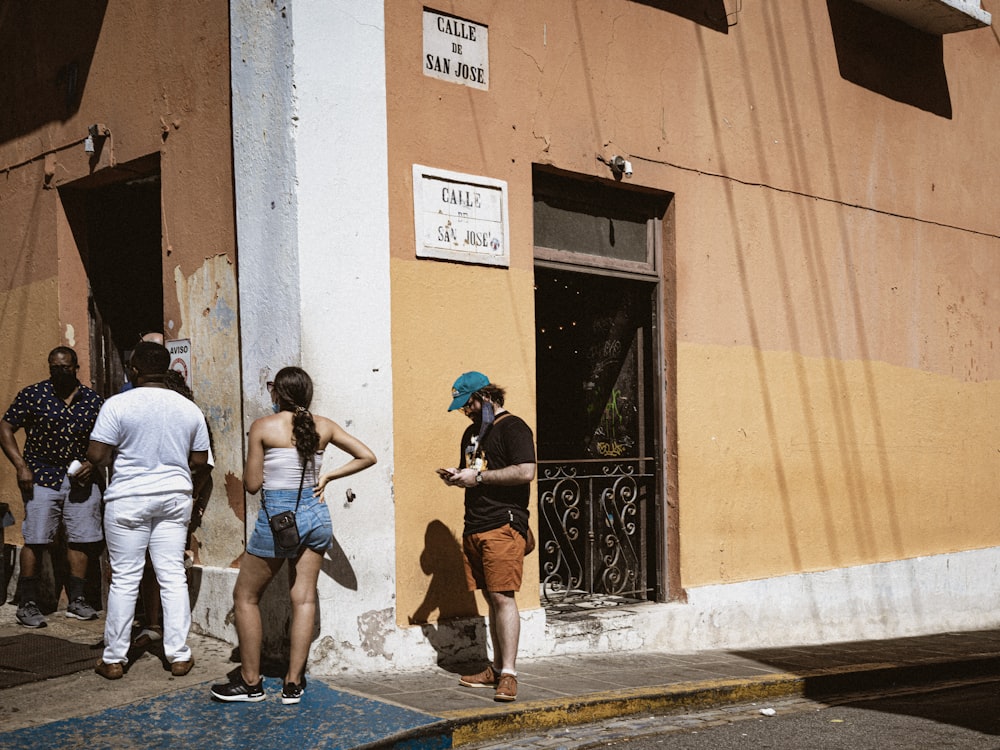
[0,346,104,627]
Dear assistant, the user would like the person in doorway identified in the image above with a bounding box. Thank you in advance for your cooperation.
[437,371,536,702]
[0,346,105,628]
[121,331,165,392]
[210,366,376,705]
[88,341,211,680]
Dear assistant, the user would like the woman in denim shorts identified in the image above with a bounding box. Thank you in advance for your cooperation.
[210,367,376,705]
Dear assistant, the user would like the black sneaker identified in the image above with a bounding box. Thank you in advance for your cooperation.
[210,668,265,702]
[281,676,306,705]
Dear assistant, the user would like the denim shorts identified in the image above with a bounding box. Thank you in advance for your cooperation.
[246,488,332,559]
[23,477,103,545]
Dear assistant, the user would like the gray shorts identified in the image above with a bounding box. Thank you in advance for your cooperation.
[22,477,103,545]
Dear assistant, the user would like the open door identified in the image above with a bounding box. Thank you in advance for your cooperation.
[535,270,658,605]
[61,159,163,397]
[532,165,673,608]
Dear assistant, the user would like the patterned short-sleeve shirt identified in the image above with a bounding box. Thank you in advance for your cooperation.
[3,379,104,490]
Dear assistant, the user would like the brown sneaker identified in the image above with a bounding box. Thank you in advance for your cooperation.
[495,673,517,702]
[170,658,194,676]
[459,664,499,688]
[95,660,124,680]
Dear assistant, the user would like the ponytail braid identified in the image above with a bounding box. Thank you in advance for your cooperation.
[271,367,320,468]
[292,406,319,466]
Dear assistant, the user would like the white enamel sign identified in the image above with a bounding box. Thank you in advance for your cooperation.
[423,9,489,90]
[413,165,509,267]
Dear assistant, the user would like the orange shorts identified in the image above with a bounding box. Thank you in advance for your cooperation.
[463,523,525,593]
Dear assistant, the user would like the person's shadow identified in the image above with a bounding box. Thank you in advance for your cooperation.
[409,520,488,670]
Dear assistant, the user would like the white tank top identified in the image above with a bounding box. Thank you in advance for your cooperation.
[262,447,322,490]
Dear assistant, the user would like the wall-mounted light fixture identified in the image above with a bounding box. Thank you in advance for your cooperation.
[84,123,110,154]
[611,155,633,178]
[597,153,633,180]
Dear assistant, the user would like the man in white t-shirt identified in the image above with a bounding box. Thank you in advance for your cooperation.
[87,341,210,680]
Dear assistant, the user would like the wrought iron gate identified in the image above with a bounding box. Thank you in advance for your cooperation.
[538,458,654,603]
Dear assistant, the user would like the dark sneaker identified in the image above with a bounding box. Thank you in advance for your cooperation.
[66,597,98,621]
[95,660,124,680]
[210,669,265,702]
[16,601,46,628]
[281,676,306,705]
[495,673,517,702]
[459,664,499,688]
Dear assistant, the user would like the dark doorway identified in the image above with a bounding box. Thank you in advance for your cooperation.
[61,163,163,397]
[534,269,659,606]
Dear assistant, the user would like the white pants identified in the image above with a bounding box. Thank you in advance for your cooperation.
[102,493,193,665]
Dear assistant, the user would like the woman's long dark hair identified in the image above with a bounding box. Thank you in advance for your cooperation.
[271,366,320,466]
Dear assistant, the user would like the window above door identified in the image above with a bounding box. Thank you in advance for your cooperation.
[533,166,671,277]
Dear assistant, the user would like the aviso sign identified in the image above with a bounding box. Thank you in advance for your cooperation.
[423,8,489,90]
[167,338,192,387]
[413,165,509,267]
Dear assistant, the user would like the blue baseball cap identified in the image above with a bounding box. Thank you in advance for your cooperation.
[448,371,490,411]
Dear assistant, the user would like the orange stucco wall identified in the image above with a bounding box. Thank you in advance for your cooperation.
[0,1,242,564]
[385,0,999,620]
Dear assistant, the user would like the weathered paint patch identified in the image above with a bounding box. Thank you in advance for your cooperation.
[358,608,396,659]
[172,254,243,569]
[310,634,350,664]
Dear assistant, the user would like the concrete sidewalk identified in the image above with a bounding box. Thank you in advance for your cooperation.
[2,602,1000,749]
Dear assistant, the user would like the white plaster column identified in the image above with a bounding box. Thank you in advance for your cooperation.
[289,0,398,672]
[231,0,302,414]
[226,0,402,671]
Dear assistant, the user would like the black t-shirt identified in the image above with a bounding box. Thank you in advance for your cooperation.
[459,412,536,536]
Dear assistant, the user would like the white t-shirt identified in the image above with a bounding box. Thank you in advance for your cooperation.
[91,386,211,501]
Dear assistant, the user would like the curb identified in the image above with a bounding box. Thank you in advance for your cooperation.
[360,655,1000,748]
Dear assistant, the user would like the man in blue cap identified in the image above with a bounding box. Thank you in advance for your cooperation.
[438,371,535,702]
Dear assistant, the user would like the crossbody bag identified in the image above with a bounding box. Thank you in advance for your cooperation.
[261,460,307,550]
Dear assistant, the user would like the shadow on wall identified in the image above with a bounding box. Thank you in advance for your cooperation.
[630,0,733,34]
[410,520,489,669]
[320,535,358,591]
[827,0,952,118]
[0,0,109,145]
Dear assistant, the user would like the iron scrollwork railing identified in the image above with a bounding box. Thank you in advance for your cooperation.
[538,459,653,604]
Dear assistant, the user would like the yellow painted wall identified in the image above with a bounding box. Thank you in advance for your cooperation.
[673,176,999,584]
[679,345,1000,586]
[391,261,541,624]
[385,0,999,616]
